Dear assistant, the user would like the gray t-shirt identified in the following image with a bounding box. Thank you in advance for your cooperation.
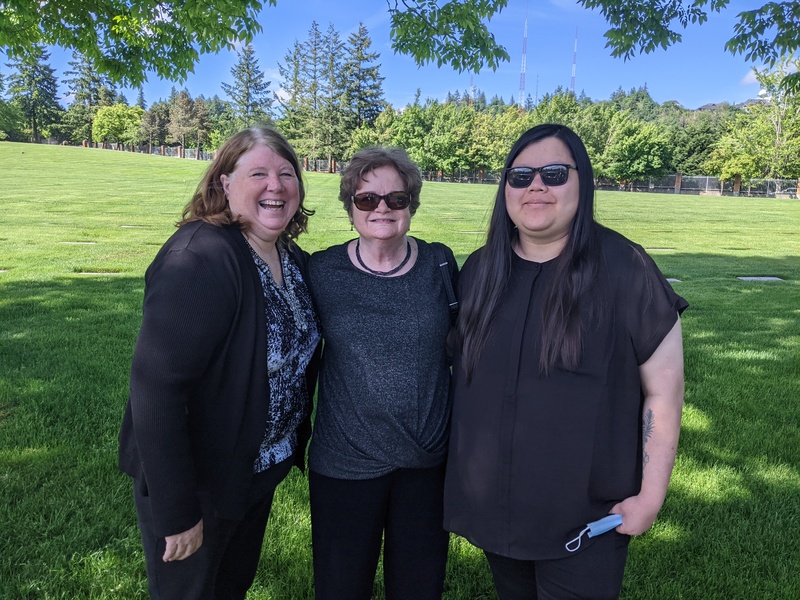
[307,238,455,479]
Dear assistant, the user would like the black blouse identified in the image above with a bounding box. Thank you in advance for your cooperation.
[443,227,688,560]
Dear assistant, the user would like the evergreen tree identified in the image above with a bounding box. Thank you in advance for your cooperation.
[139,100,170,149]
[300,21,324,164]
[220,44,272,129]
[318,23,347,165]
[343,23,385,129]
[168,89,195,148]
[136,88,147,110]
[63,52,116,144]
[6,45,62,142]
[276,39,308,148]
[193,97,211,155]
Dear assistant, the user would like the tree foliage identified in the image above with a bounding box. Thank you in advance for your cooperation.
[0,0,273,87]
[92,103,144,145]
[578,0,800,93]
[221,44,273,129]
[0,0,511,87]
[388,0,510,73]
[5,44,61,142]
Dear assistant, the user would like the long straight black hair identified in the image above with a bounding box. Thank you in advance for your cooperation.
[458,123,604,379]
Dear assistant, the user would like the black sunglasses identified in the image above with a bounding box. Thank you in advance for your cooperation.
[351,191,411,211]
[505,164,577,188]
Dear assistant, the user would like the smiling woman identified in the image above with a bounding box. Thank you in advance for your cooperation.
[118,126,321,599]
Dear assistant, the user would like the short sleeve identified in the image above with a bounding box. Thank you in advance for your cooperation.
[620,244,688,365]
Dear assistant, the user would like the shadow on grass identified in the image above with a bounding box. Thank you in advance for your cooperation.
[0,253,798,598]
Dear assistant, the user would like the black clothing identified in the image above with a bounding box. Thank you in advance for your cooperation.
[307,238,456,479]
[443,227,688,560]
[119,221,320,539]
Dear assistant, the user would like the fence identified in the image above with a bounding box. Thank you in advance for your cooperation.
[595,175,799,198]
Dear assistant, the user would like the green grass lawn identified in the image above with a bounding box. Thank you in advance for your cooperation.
[1,141,798,599]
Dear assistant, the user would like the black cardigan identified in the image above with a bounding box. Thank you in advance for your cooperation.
[118,221,319,538]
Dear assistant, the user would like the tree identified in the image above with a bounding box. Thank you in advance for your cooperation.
[5,44,61,142]
[705,59,800,181]
[139,100,171,150]
[578,0,800,92]
[0,69,24,140]
[0,0,274,87]
[168,90,196,148]
[92,103,144,146]
[297,21,324,164]
[388,0,510,72]
[1,1,511,86]
[343,23,386,129]
[601,112,671,185]
[63,51,117,144]
[318,24,347,166]
[276,39,308,149]
[221,44,273,129]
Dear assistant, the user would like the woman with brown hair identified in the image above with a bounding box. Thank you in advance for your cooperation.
[118,126,320,599]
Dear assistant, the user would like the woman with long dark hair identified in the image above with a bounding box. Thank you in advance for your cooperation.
[443,124,687,599]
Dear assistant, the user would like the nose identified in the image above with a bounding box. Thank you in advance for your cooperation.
[374,199,391,212]
[266,172,285,191]
[528,171,547,190]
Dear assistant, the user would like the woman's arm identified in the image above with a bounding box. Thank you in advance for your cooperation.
[612,318,685,535]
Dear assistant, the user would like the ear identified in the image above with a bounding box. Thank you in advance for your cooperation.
[220,174,231,197]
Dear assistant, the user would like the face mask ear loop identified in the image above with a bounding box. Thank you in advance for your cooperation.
[565,526,590,553]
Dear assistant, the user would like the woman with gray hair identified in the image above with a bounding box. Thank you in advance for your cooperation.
[307,146,457,599]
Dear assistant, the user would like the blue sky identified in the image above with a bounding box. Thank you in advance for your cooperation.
[46,0,765,111]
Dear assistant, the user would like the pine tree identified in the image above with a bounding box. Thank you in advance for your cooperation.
[6,45,62,142]
[343,23,385,129]
[136,88,147,110]
[276,39,308,148]
[168,89,195,148]
[300,21,324,164]
[63,52,117,144]
[318,23,347,166]
[221,44,272,129]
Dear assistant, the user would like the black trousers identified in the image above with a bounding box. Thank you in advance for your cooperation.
[133,457,293,600]
[484,531,630,600]
[309,464,449,600]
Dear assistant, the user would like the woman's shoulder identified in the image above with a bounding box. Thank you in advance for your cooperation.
[308,241,350,270]
[596,225,651,268]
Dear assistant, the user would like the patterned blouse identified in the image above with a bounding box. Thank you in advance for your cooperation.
[246,241,320,473]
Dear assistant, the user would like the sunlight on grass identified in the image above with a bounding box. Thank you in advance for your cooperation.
[1,143,798,599]
[671,459,752,502]
[681,404,711,432]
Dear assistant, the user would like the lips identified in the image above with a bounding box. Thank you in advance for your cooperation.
[258,199,285,210]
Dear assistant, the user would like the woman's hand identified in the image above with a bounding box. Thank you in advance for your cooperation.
[162,519,203,562]
[609,495,662,536]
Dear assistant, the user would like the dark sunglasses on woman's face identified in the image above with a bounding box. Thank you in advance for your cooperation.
[351,191,411,211]
[505,164,577,188]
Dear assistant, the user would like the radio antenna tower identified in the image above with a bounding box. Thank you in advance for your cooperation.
[570,27,578,95]
[518,3,528,110]
[469,73,475,106]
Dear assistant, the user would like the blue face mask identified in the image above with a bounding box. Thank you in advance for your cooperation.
[565,514,623,552]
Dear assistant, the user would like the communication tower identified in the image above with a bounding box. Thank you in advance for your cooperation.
[570,27,578,95]
[518,3,528,110]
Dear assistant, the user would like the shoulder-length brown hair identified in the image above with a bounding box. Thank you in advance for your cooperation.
[179,127,313,241]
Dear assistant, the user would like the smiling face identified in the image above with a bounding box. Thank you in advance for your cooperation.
[350,166,411,243]
[505,136,579,256]
[220,143,300,247]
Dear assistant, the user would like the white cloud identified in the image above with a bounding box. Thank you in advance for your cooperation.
[740,69,758,85]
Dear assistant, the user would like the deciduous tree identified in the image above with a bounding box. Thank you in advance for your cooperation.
[578,0,800,92]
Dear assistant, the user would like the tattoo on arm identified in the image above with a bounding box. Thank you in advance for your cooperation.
[642,408,654,477]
